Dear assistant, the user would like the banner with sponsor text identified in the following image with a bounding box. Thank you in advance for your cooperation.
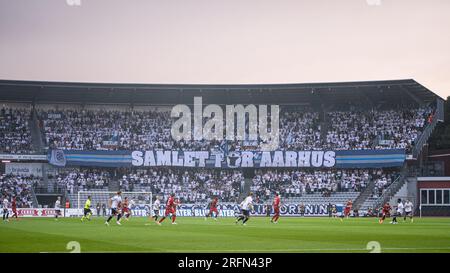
[12,204,343,217]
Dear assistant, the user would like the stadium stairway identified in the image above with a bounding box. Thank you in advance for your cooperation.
[360,167,408,211]
[108,174,120,192]
[239,178,252,202]
[352,179,376,211]
[29,108,45,153]
[30,186,39,208]
[412,98,444,159]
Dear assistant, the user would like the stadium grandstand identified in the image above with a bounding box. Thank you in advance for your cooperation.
[0,79,448,217]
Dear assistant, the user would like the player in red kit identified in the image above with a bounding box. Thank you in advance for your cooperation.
[379,202,392,224]
[121,197,131,221]
[171,198,180,224]
[271,192,281,223]
[205,197,219,221]
[11,197,18,220]
[157,193,177,225]
[340,199,353,221]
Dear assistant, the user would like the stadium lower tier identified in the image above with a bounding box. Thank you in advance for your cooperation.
[2,168,400,211]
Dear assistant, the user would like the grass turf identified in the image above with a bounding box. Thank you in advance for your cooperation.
[1,216,450,253]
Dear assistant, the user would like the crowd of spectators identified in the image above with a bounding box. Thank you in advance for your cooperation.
[117,168,242,203]
[47,167,400,204]
[0,174,38,207]
[324,107,432,153]
[37,106,434,153]
[250,169,399,201]
[371,171,400,198]
[0,107,32,154]
[50,169,111,194]
[0,166,401,207]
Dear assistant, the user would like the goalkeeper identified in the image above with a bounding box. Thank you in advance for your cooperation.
[81,196,93,222]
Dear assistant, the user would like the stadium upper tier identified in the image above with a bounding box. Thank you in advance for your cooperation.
[0,104,434,154]
[0,79,443,154]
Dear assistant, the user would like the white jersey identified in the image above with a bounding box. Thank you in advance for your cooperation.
[55,200,61,209]
[111,195,122,209]
[397,202,404,214]
[2,199,8,209]
[241,196,253,210]
[153,199,160,210]
[404,201,413,212]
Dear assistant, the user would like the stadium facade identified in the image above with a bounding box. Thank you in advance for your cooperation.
[1,79,449,217]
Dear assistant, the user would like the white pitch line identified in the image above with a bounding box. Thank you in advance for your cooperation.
[67,247,450,253]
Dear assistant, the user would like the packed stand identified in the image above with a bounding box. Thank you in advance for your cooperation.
[38,105,434,153]
[250,169,398,202]
[324,107,433,153]
[0,107,32,154]
[50,169,111,194]
[0,174,38,207]
[118,168,242,203]
[371,171,401,198]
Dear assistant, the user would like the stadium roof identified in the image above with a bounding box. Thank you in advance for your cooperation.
[0,79,442,108]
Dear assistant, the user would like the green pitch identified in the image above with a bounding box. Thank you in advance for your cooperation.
[1,217,450,253]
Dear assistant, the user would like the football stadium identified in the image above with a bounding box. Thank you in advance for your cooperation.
[1,0,450,265]
[1,79,449,254]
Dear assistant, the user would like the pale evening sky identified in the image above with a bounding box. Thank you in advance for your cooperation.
[0,0,449,98]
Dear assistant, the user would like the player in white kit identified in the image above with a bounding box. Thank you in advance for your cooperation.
[391,198,404,224]
[152,196,161,222]
[105,191,123,226]
[235,192,254,225]
[2,197,9,222]
[404,200,414,222]
[54,197,62,221]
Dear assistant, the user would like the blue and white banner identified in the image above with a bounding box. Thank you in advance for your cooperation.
[47,149,405,168]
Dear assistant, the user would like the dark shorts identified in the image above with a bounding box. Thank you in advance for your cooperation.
[242,209,250,217]
[3,208,8,214]
[83,208,91,215]
[111,208,119,215]
[405,211,412,216]
[153,209,159,216]
[55,209,61,215]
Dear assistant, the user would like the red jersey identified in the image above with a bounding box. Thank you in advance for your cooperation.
[12,200,16,210]
[210,199,218,209]
[346,201,353,209]
[273,196,280,208]
[382,204,391,213]
[173,200,180,211]
[123,200,129,208]
[166,197,174,209]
